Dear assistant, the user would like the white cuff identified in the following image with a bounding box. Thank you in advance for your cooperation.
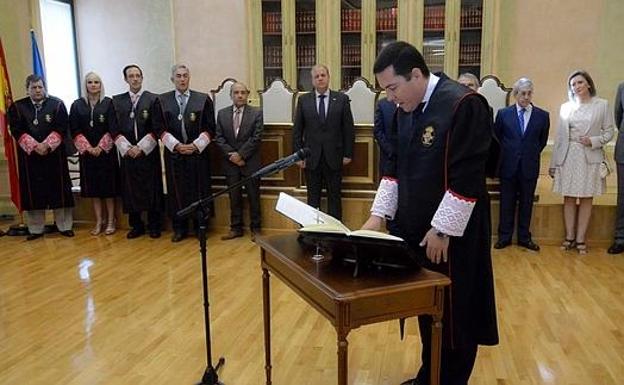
[137,134,157,155]
[430,189,477,237]
[192,132,211,154]
[162,132,180,153]
[115,135,132,157]
[370,177,398,220]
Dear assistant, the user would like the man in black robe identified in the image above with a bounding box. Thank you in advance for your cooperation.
[159,64,215,242]
[112,64,164,239]
[363,42,499,385]
[7,74,74,240]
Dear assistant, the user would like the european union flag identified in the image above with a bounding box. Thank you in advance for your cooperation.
[30,29,45,80]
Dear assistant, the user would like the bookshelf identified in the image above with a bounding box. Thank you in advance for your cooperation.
[458,0,483,78]
[249,0,491,96]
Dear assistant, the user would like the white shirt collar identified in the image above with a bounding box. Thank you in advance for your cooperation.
[129,89,143,99]
[421,73,439,111]
[516,103,532,113]
[175,89,190,98]
[315,89,329,98]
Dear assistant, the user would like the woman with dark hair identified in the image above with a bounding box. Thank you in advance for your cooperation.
[70,72,120,235]
[549,70,615,254]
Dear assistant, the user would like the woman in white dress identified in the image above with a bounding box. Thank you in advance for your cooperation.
[549,70,615,254]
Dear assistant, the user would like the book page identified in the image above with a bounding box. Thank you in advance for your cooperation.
[275,192,348,229]
[349,229,404,241]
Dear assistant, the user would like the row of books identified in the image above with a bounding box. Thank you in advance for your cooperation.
[296,10,316,33]
[341,75,360,90]
[266,7,481,35]
[376,7,398,30]
[460,6,483,28]
[263,11,282,33]
[424,5,445,29]
[459,42,481,65]
[296,45,316,67]
[341,8,362,31]
[423,46,445,68]
[263,45,282,67]
[341,45,362,66]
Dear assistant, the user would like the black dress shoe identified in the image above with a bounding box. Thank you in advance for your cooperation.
[608,242,624,254]
[149,231,161,239]
[494,240,511,249]
[126,228,145,239]
[221,230,243,241]
[518,239,540,251]
[171,232,187,243]
[26,233,43,241]
[60,230,74,237]
[399,378,420,385]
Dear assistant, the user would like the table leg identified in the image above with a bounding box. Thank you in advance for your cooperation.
[430,287,445,385]
[263,267,272,385]
[337,329,349,385]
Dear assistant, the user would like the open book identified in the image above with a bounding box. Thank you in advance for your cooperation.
[275,192,404,242]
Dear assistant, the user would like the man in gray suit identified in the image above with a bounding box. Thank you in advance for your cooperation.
[293,64,355,220]
[215,82,263,241]
[608,82,624,253]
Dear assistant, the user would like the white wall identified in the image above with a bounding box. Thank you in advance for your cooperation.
[74,0,175,96]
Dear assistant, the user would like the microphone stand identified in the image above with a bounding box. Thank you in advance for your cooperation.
[177,170,280,385]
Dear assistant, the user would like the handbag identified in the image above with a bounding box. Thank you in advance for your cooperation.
[599,159,612,179]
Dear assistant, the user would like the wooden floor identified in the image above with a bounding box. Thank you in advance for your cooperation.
[1,226,623,385]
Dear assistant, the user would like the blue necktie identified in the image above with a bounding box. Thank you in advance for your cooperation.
[318,94,326,123]
[518,108,526,135]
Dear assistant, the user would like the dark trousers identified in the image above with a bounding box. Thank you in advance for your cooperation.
[225,173,261,231]
[614,163,624,242]
[498,172,538,243]
[129,210,161,233]
[416,315,478,385]
[305,156,343,220]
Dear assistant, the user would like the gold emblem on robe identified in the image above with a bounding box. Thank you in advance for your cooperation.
[189,112,197,122]
[421,126,435,147]
[142,109,149,120]
[45,114,52,123]
[98,114,105,123]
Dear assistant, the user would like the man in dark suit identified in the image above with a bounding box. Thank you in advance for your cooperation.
[493,77,549,251]
[292,64,355,220]
[608,81,624,254]
[112,64,164,239]
[215,82,263,241]
[159,64,216,242]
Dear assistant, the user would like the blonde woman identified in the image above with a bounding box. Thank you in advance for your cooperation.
[549,70,615,254]
[69,72,120,235]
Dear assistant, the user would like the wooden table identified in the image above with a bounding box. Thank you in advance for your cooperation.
[257,233,451,385]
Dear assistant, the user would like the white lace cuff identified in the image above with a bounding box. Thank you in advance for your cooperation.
[18,134,38,155]
[137,134,157,155]
[430,189,476,237]
[161,132,180,153]
[43,132,62,151]
[192,132,211,154]
[115,135,132,157]
[370,177,398,219]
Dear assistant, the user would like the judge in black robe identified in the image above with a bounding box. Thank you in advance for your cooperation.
[69,72,120,236]
[365,42,498,385]
[8,75,74,239]
[112,64,164,239]
[159,64,215,242]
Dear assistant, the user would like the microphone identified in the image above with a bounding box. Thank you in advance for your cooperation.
[252,148,310,178]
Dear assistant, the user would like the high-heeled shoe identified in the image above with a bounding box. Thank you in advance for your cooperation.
[104,219,116,235]
[90,222,103,236]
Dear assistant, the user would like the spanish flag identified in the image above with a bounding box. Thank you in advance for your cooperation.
[0,38,21,212]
